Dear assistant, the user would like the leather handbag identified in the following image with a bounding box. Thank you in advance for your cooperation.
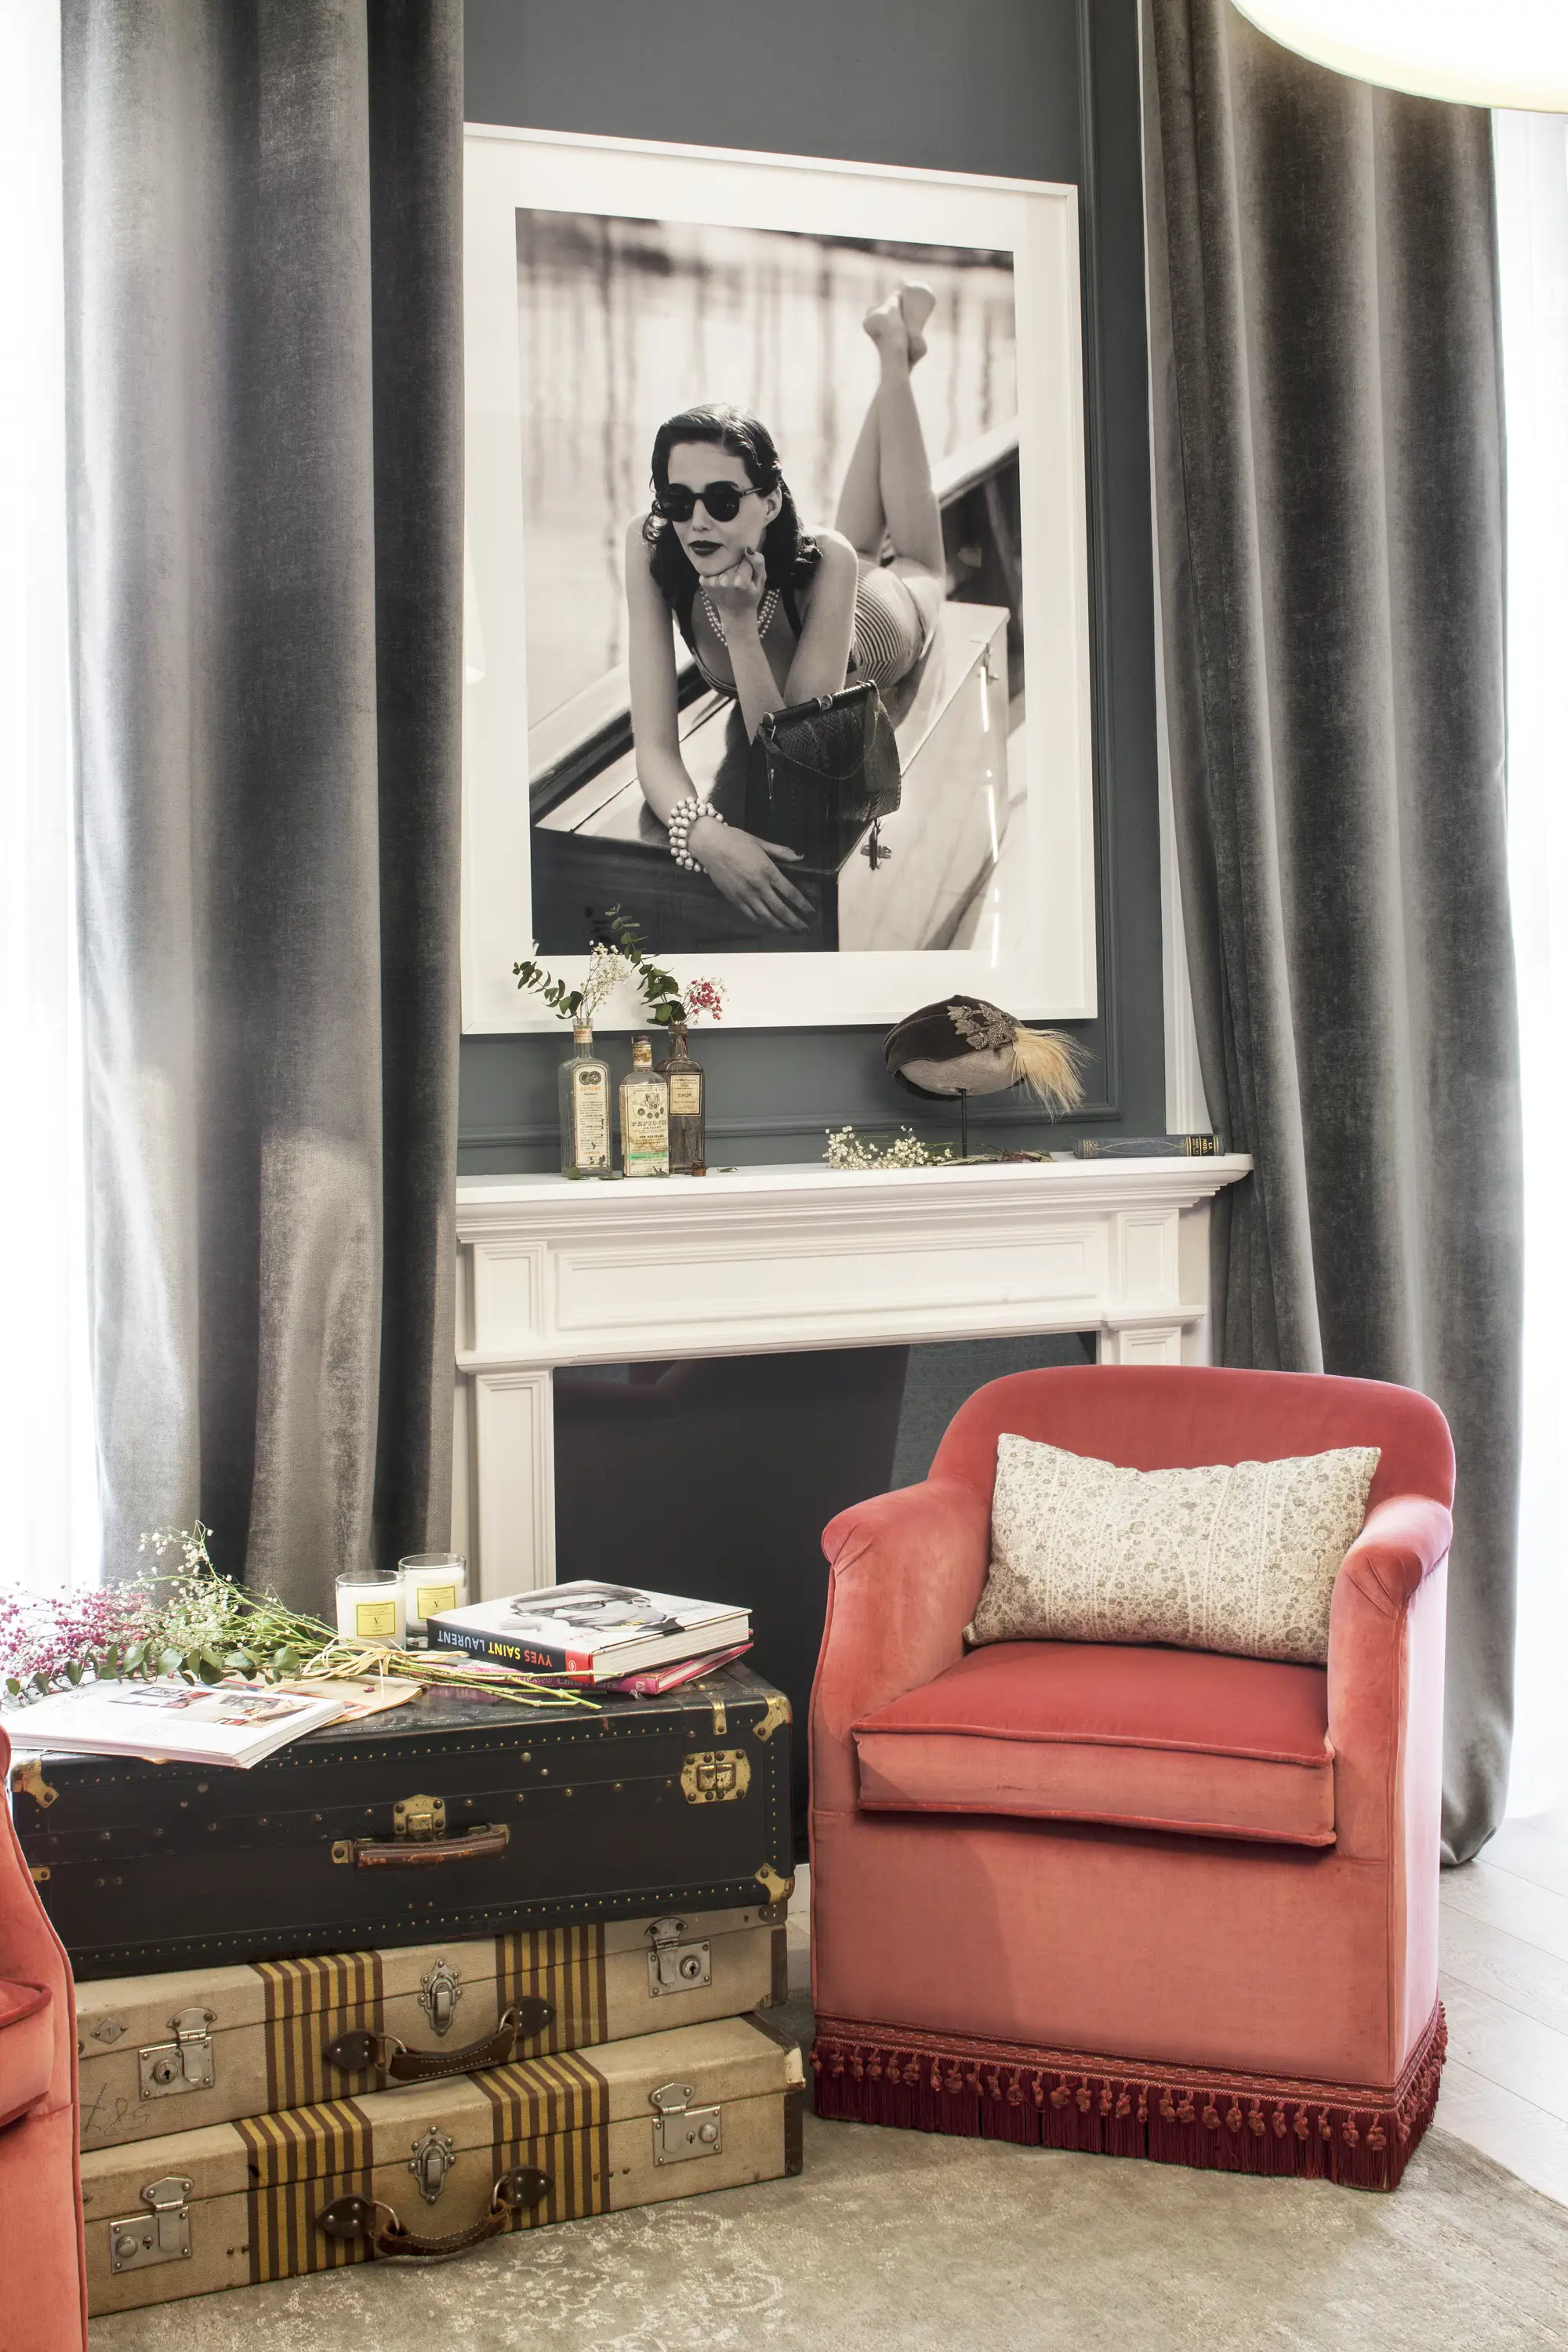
[744,681,902,874]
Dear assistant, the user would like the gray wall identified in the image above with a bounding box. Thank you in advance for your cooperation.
[460,0,1164,1171]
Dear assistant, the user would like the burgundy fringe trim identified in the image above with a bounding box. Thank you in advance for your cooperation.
[811,2001,1446,2192]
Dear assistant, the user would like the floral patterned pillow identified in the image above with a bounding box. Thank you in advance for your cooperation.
[967,1436,1381,1665]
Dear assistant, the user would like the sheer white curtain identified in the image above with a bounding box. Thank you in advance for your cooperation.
[1496,109,1568,1824]
[0,0,97,1599]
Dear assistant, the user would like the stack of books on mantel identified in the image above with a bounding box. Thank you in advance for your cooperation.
[427,1578,752,1692]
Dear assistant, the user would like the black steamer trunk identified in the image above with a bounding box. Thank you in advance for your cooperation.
[12,1668,793,1980]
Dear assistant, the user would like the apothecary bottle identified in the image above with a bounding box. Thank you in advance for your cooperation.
[659,1020,706,1174]
[619,1036,670,1177]
[559,1025,612,1176]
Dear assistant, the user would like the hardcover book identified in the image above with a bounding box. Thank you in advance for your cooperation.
[5,1678,345,1769]
[427,1581,750,1684]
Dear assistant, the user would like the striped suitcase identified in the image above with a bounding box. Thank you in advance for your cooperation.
[81,2012,803,2315]
[76,1903,786,2151]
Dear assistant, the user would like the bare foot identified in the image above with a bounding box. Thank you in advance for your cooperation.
[862,290,911,367]
[898,280,936,365]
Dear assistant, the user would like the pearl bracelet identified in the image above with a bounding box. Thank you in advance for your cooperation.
[667,794,724,873]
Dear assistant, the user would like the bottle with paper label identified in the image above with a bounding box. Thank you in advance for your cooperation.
[619,1036,670,1176]
[658,1020,706,1174]
[559,1025,612,1176]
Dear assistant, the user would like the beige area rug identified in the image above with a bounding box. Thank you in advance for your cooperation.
[93,2013,1568,2352]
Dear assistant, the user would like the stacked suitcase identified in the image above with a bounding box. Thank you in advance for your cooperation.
[9,1662,800,2315]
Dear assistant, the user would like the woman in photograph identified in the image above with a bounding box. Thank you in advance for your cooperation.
[625,283,946,933]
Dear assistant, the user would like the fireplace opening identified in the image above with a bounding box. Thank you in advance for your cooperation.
[553,1333,1095,1850]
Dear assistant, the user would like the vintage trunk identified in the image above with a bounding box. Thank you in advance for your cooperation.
[11,1666,792,1980]
[82,2013,804,2317]
[77,1904,786,2151]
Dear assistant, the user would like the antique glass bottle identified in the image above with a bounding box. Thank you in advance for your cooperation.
[619,1036,670,1176]
[558,1025,612,1177]
[659,1020,706,1174]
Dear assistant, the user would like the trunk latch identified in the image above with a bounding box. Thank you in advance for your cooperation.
[646,1917,713,1996]
[139,2008,216,2100]
[394,1794,446,1841]
[650,2079,722,2163]
[107,2176,193,2273]
[680,1749,751,1806]
[408,2125,456,2204]
[418,1958,463,2036]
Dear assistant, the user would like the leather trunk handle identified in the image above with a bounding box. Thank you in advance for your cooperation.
[318,2167,549,2261]
[329,1824,510,1869]
[325,1997,554,2082]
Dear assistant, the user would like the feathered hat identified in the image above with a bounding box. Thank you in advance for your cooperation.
[883,996,1084,1115]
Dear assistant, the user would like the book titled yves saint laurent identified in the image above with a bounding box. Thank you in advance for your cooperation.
[426,1581,750,1683]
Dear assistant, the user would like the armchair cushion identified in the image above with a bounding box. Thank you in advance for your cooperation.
[853,1639,1336,1845]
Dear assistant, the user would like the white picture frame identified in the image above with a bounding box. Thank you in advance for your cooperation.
[462,123,1097,1033]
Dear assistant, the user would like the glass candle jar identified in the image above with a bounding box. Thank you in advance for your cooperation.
[335,1567,405,1648]
[400,1552,469,1639]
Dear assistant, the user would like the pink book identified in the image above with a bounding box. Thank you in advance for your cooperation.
[602,1642,753,1698]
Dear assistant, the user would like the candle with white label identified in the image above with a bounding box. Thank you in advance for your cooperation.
[400,1552,469,1639]
[335,1568,405,1648]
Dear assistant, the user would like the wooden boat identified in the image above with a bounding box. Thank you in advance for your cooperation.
[528,423,1022,956]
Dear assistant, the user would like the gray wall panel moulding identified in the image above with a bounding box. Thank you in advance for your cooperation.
[459,0,1163,1174]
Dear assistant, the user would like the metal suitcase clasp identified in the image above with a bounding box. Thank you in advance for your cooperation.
[107,2176,193,2273]
[679,1748,751,1806]
[418,1958,463,2036]
[650,2079,722,2164]
[408,2125,456,2205]
[646,1917,713,1997]
[394,1794,446,1841]
[139,2008,215,2100]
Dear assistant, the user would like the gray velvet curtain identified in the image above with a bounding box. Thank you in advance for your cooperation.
[63,0,463,1611]
[1142,0,1522,1861]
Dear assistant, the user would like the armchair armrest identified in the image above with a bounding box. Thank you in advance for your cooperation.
[1327,1491,1451,1858]
[810,1477,992,1816]
[1327,1493,1450,2067]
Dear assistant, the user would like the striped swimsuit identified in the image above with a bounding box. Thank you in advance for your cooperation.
[689,557,927,697]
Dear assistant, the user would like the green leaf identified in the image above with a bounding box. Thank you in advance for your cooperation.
[5,1677,20,1697]
[65,1659,83,1685]
[159,1647,184,1675]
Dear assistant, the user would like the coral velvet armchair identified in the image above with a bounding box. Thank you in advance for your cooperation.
[809,1367,1453,2190]
[0,1724,87,2351]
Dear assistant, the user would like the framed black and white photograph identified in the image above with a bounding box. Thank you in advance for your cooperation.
[462,126,1097,1031]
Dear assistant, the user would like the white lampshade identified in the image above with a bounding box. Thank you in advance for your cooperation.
[1231,2,1568,110]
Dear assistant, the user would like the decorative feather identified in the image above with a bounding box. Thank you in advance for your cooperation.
[1009,1025,1085,1116]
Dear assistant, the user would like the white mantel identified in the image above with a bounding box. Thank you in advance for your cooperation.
[452,1155,1252,1594]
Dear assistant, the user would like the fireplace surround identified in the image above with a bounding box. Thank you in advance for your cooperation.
[452,1155,1252,1593]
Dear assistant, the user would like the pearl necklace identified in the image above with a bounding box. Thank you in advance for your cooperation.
[701,586,779,647]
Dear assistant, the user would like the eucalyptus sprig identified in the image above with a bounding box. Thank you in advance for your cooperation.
[512,938,633,1026]
[513,907,724,1031]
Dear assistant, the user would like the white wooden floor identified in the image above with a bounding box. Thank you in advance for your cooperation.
[1439,1809,1568,2204]
[791,1816,1568,2207]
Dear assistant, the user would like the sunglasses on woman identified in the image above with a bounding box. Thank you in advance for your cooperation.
[652,480,764,524]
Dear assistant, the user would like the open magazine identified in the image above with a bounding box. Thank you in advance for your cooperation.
[428,1581,750,1684]
[8,1678,347,1768]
